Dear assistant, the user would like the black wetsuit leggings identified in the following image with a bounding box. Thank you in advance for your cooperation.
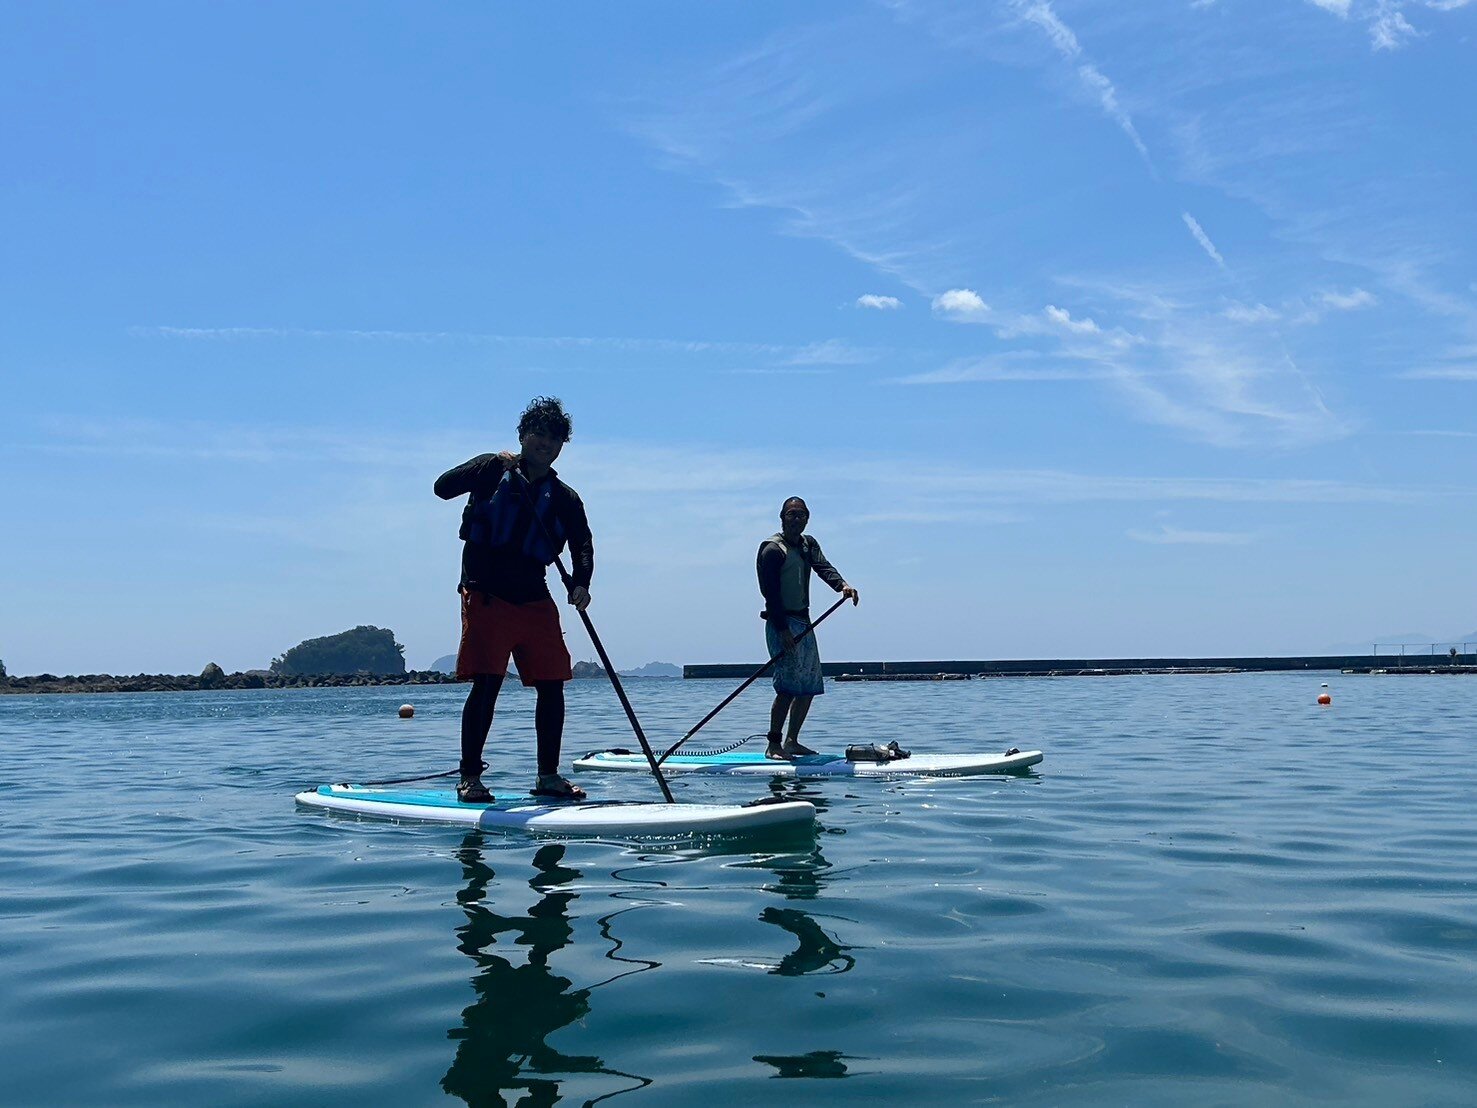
[460,674,565,778]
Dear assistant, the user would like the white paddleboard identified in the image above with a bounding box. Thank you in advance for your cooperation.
[573,748,1044,778]
[296,784,815,836]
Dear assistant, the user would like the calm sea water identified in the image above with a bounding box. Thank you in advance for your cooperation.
[4,673,1476,1106]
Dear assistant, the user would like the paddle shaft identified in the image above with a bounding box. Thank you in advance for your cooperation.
[510,467,675,803]
[658,594,849,764]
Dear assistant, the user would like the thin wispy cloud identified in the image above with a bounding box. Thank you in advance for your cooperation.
[1011,0,1151,162]
[132,324,794,357]
[1127,525,1254,545]
[1225,289,1375,326]
[1181,212,1227,270]
[856,294,902,310]
[29,416,454,469]
[1399,366,1477,380]
[785,339,879,365]
[1041,280,1345,447]
[852,508,1022,525]
[893,356,1116,384]
[1224,302,1280,324]
[621,1,1454,454]
[24,415,1444,508]
[1385,429,1477,437]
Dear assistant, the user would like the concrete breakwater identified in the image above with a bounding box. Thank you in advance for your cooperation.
[685,653,1477,680]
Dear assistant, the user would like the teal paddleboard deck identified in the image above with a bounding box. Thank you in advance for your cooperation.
[296,784,814,836]
[573,748,1044,778]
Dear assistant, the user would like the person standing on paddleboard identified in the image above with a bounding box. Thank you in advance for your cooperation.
[435,396,592,803]
[757,497,859,760]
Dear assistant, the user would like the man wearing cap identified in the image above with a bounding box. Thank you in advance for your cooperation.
[756,497,859,760]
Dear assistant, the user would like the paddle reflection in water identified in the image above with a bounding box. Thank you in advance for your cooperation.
[759,906,855,976]
[754,843,857,977]
[743,842,863,1078]
[441,835,653,1108]
[699,841,858,980]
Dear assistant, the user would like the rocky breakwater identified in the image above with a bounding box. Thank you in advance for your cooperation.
[1,663,460,695]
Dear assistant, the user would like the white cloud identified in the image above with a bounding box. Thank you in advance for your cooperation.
[1127,525,1254,545]
[931,287,989,319]
[1181,212,1227,269]
[1224,302,1280,324]
[1302,0,1470,50]
[1318,287,1377,310]
[1043,305,1101,334]
[1372,2,1419,48]
[856,294,902,310]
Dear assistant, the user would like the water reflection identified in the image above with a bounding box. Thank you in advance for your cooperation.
[760,906,855,976]
[442,836,651,1107]
[701,843,859,981]
[752,1049,857,1078]
[731,841,834,901]
[759,776,836,816]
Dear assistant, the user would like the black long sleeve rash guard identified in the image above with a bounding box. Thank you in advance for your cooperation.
[434,454,594,604]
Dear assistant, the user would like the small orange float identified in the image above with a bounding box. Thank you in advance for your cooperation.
[398,704,415,719]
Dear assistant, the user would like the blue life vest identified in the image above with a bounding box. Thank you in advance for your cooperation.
[462,471,566,565]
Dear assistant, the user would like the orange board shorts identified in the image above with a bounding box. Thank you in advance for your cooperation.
[457,589,573,685]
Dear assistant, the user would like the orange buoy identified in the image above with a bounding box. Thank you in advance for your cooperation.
[1317,684,1332,706]
[398,704,415,719]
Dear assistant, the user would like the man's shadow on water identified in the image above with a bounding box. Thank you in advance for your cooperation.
[441,836,652,1108]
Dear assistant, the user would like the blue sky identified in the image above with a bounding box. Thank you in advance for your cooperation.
[4,1,1475,675]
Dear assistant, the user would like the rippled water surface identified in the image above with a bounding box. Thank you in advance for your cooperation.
[4,673,1477,1105]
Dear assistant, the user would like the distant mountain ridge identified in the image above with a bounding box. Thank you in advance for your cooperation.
[620,661,681,677]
